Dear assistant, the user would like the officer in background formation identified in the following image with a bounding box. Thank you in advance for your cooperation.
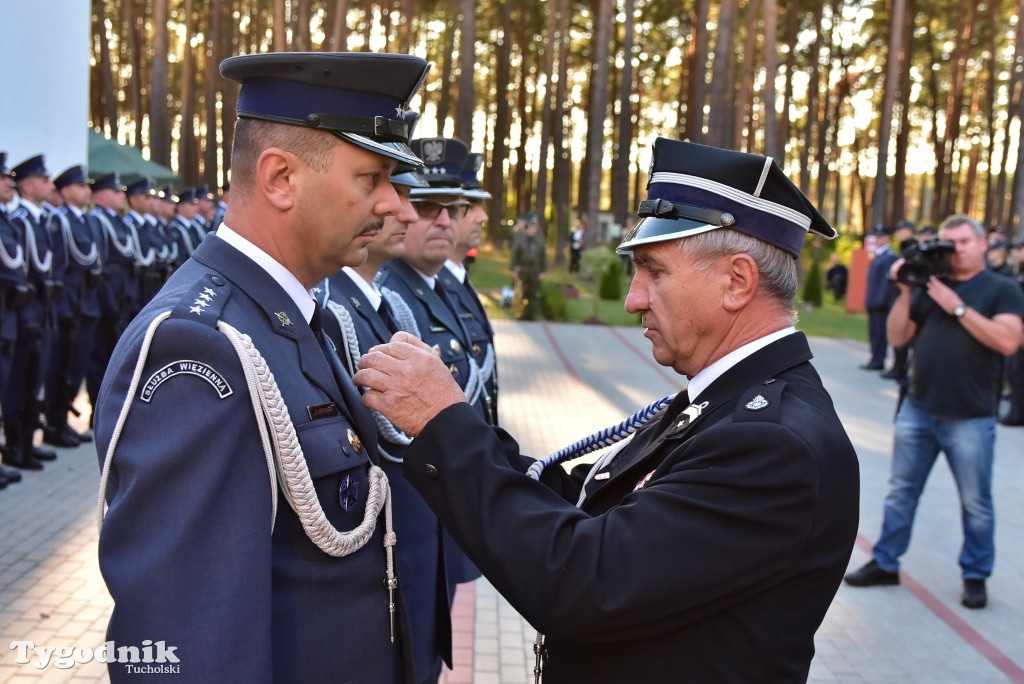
[193,183,215,240]
[166,186,204,263]
[3,155,59,471]
[86,172,138,420]
[318,144,455,684]
[43,165,101,448]
[211,180,229,232]
[0,154,29,487]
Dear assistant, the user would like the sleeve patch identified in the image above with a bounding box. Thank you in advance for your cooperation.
[140,360,234,402]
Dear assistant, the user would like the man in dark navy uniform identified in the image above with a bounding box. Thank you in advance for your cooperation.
[193,183,215,240]
[436,149,498,424]
[377,135,483,590]
[211,180,229,232]
[86,172,136,422]
[862,224,899,370]
[357,138,860,683]
[96,51,431,683]
[165,186,203,263]
[4,156,59,470]
[123,177,164,306]
[0,153,28,485]
[43,165,101,448]
[319,157,455,684]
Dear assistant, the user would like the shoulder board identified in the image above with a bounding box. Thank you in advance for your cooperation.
[734,378,787,423]
[167,273,232,329]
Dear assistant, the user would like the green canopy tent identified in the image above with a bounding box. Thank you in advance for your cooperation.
[87,128,180,185]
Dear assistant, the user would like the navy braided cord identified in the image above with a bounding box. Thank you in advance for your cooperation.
[525,394,676,481]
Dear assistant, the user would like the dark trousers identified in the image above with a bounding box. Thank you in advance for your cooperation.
[867,307,889,367]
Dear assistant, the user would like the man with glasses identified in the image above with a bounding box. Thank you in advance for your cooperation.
[377,135,484,591]
[436,150,498,425]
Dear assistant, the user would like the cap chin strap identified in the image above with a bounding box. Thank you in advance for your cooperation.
[637,198,735,227]
[237,110,409,143]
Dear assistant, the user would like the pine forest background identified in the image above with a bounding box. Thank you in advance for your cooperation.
[89,0,1024,261]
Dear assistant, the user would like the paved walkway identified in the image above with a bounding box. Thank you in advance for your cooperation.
[2,319,1024,682]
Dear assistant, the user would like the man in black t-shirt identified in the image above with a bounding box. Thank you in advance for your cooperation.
[845,214,1024,609]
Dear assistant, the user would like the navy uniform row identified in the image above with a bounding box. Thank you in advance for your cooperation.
[0,150,228,487]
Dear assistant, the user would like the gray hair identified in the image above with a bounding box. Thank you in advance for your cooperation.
[939,214,985,239]
[679,229,798,312]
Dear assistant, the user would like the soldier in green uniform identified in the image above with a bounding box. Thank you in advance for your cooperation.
[509,213,546,320]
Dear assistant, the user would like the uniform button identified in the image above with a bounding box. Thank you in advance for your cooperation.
[346,428,362,454]
[211,275,225,286]
[763,378,776,385]
[423,464,439,479]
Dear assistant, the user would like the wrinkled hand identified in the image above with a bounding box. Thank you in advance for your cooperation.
[924,276,962,314]
[353,331,468,437]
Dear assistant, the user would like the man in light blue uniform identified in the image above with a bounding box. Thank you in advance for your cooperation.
[95,51,431,682]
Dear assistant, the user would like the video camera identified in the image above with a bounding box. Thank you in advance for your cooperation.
[896,239,955,287]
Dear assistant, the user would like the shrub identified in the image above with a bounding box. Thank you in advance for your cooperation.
[599,257,622,300]
[540,280,567,321]
[802,254,823,308]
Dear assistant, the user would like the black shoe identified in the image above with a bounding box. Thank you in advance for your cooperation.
[0,464,22,483]
[860,363,884,371]
[32,446,57,462]
[880,369,903,380]
[999,415,1024,426]
[8,455,44,470]
[75,428,94,443]
[42,424,80,447]
[844,560,900,586]
[962,579,987,608]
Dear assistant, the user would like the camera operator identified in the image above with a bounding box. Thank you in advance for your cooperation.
[845,214,1024,609]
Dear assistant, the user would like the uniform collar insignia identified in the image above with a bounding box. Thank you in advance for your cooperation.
[745,394,769,411]
[275,311,293,327]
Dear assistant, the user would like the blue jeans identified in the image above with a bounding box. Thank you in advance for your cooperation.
[873,401,997,579]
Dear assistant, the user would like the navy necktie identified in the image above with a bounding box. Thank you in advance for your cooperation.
[377,296,402,335]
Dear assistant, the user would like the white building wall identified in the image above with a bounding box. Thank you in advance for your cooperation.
[0,2,91,178]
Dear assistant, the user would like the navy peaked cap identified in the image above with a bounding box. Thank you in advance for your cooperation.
[408,137,469,195]
[10,155,49,182]
[618,138,837,258]
[461,152,491,200]
[91,172,125,192]
[195,183,214,201]
[220,51,430,167]
[0,152,7,176]
[54,165,92,190]
[125,177,156,196]
[156,185,175,201]
[221,181,230,192]
[176,187,199,204]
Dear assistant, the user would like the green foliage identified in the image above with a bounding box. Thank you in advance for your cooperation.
[802,254,824,308]
[579,246,618,281]
[540,281,567,321]
[598,257,622,300]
